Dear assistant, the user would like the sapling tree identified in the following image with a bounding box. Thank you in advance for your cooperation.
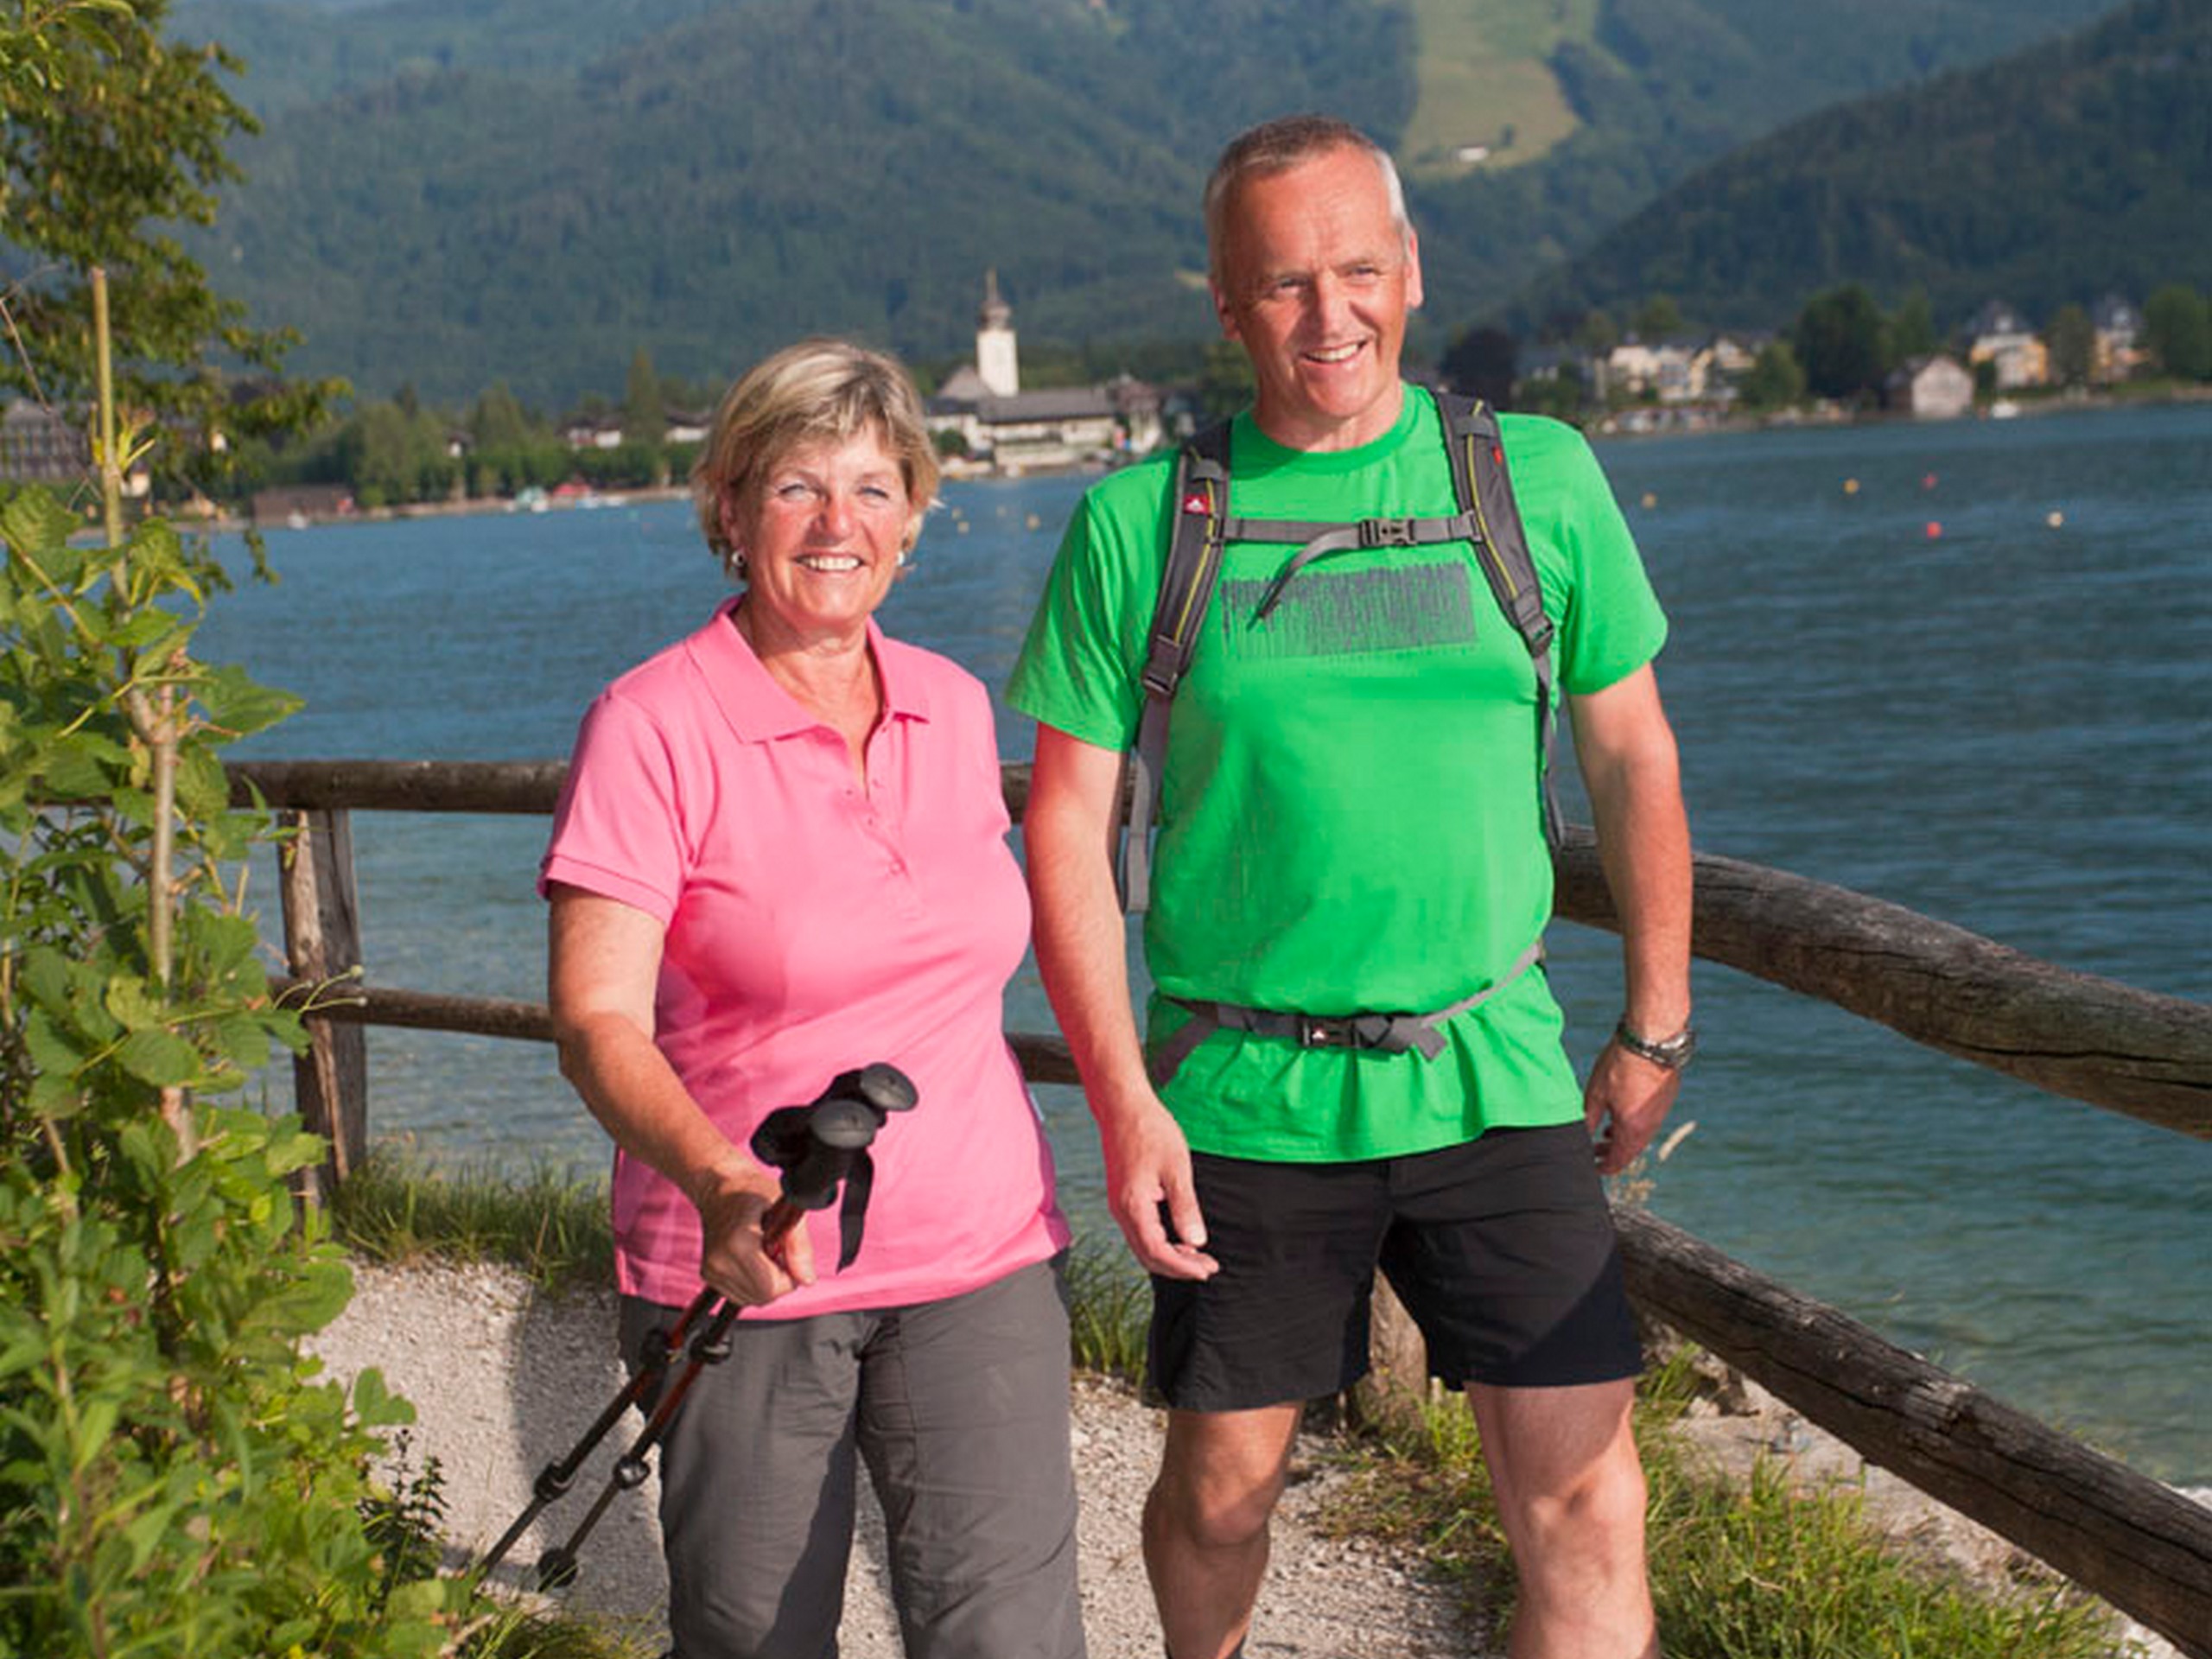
[0,10,477,1649]
[0,442,482,1651]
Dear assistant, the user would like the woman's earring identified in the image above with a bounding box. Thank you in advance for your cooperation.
[731,550,749,581]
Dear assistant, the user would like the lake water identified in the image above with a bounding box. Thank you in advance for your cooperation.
[196,401,2211,1487]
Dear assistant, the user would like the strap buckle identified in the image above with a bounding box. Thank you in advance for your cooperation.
[1359,517,1418,549]
[1298,1013,1403,1052]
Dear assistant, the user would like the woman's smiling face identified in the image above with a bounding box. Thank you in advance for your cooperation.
[727,425,912,645]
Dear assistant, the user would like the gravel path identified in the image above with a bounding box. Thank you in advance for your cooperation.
[314,1261,2185,1659]
[311,1261,1485,1657]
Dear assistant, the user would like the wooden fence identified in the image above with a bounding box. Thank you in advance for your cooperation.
[231,758,2212,1656]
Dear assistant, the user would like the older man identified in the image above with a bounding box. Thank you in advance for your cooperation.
[1009,114,1692,1659]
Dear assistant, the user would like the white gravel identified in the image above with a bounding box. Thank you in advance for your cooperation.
[310,1261,1486,1657]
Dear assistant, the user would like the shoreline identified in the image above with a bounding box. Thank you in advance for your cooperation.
[161,384,2212,536]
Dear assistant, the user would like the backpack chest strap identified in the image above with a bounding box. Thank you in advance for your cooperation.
[1231,512,1483,620]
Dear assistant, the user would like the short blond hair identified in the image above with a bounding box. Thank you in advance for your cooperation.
[691,337,941,572]
[1202,114,1409,288]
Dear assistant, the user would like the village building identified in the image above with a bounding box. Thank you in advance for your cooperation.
[562,416,626,450]
[249,482,354,527]
[926,273,1163,474]
[2091,294,2144,384]
[1598,334,1758,405]
[1966,301,2049,390]
[0,398,83,486]
[0,397,152,498]
[1885,354,1975,420]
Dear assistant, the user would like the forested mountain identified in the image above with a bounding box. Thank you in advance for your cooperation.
[170,0,2116,404]
[1507,0,2212,335]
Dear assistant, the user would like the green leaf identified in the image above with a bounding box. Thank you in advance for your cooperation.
[28,1066,86,1117]
[1,487,77,561]
[72,1397,121,1472]
[188,912,262,978]
[23,1006,88,1075]
[19,944,73,1012]
[207,1013,270,1075]
[115,1027,200,1087]
[36,738,118,800]
[105,974,166,1033]
[263,1126,327,1177]
[198,664,302,740]
[175,743,230,821]
[109,609,192,655]
[348,1366,416,1430]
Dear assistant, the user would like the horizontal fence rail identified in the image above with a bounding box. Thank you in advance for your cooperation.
[230,758,2212,1655]
[232,759,2212,1141]
[1618,1211,2212,1655]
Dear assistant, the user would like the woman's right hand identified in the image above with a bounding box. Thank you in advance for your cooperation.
[692,1161,818,1306]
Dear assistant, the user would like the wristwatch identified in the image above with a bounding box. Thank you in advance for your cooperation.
[1612,1017,1697,1071]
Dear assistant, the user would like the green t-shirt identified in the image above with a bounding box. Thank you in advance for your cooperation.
[1007,387,1667,1161]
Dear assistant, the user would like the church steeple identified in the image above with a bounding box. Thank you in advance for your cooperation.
[976,269,1019,397]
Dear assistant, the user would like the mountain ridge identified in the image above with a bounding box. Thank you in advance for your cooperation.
[172,0,2121,404]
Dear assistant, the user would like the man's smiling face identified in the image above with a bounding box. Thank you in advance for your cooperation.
[1211,142,1424,454]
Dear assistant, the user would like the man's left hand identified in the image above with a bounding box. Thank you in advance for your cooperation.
[1584,1041,1681,1175]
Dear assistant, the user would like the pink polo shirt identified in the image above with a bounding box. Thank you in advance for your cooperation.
[541,600,1068,1315]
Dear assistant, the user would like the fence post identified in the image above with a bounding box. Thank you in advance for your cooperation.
[280,807,368,1196]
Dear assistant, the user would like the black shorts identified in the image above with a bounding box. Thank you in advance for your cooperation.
[1148,1122,1643,1411]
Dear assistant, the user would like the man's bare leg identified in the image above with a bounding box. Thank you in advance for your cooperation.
[1143,1403,1302,1659]
[1469,1378,1657,1659]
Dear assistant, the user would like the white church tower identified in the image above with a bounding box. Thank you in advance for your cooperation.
[976,269,1020,397]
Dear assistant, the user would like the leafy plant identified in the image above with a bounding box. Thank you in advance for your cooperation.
[0,475,478,1652]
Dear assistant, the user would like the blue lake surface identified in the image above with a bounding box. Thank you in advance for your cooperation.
[196,401,2211,1485]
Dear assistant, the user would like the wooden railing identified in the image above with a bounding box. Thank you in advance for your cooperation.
[231,758,2212,1656]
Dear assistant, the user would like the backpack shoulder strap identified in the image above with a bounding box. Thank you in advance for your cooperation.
[1117,420,1231,913]
[1437,392,1565,845]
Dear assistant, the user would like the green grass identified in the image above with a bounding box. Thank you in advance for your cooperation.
[1400,0,1599,177]
[1064,1238,1152,1383]
[1322,1350,2123,1659]
[329,1147,616,1294]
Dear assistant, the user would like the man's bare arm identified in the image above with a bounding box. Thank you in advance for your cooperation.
[1567,664,1694,1173]
[1025,725,1216,1279]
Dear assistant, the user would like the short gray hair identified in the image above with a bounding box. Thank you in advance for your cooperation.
[692,337,940,572]
[1202,114,1409,287]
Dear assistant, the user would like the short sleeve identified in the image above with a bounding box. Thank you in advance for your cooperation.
[1005,475,1164,751]
[1535,425,1669,696]
[539,690,690,923]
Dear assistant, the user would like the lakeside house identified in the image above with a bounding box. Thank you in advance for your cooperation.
[1597,334,1764,407]
[1966,301,2048,391]
[558,406,711,452]
[925,271,1164,474]
[250,483,354,527]
[2092,294,2145,383]
[1885,355,1976,419]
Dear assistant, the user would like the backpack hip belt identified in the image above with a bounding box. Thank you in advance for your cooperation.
[1145,938,1546,1089]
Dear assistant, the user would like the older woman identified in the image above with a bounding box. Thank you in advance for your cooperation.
[540,339,1082,1658]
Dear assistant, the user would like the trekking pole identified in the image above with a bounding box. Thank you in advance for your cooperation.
[474,1284,717,1577]
[489,1063,917,1590]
